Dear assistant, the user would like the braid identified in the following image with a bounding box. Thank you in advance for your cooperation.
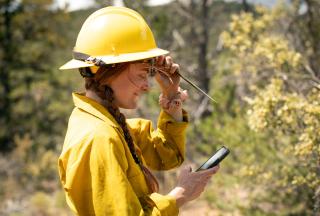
[83,66,159,193]
[104,86,143,166]
[104,86,159,193]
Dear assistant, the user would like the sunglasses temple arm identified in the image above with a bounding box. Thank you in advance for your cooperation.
[152,66,217,103]
[177,72,218,103]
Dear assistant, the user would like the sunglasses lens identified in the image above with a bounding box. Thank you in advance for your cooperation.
[147,58,156,76]
[149,68,156,76]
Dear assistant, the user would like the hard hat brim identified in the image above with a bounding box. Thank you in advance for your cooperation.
[59,59,95,70]
[59,48,169,70]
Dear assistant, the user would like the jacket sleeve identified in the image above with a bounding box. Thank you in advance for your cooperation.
[65,131,179,216]
[127,110,188,170]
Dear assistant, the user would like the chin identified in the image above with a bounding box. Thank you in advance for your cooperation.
[119,102,137,109]
[114,96,138,109]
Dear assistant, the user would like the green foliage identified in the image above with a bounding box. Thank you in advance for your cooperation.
[220,2,320,215]
[0,0,72,152]
[1,0,319,215]
[0,0,77,215]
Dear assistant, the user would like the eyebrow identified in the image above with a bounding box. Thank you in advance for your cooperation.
[141,66,150,72]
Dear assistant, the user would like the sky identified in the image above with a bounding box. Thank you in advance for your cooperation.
[55,0,278,11]
[55,0,175,11]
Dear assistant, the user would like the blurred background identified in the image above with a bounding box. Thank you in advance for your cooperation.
[0,0,319,215]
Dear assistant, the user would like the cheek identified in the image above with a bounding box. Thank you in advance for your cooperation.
[110,76,136,101]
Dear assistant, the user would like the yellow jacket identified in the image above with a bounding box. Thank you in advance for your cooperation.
[58,93,188,216]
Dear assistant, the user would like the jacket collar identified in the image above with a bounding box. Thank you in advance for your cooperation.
[72,92,120,128]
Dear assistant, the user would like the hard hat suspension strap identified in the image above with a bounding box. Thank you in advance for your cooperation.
[73,51,109,67]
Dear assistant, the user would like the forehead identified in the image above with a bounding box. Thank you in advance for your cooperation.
[129,61,150,72]
[131,58,153,66]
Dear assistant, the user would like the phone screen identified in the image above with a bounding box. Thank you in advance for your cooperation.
[196,146,230,171]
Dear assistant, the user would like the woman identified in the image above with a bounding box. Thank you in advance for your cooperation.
[58,6,219,216]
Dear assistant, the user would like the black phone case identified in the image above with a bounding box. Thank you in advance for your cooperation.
[196,146,230,171]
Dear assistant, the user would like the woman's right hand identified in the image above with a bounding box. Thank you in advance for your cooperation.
[154,55,180,99]
[168,165,219,208]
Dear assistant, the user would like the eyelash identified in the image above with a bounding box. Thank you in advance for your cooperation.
[139,74,147,80]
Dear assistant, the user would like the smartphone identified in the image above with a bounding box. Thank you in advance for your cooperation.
[196,146,230,172]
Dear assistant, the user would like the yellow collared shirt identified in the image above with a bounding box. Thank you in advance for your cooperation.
[58,93,188,216]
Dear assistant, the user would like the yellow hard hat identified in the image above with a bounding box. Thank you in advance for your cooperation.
[60,6,169,70]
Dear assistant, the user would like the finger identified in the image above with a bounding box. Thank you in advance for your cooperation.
[155,69,171,86]
[196,169,219,181]
[198,173,214,183]
[206,173,215,181]
[205,176,211,182]
[196,167,218,175]
[204,165,220,174]
[165,56,173,69]
[170,63,179,74]
[195,189,204,197]
[154,71,161,82]
[180,165,192,174]
[156,55,165,66]
[209,165,220,173]
[198,185,206,194]
[199,174,214,185]
[180,89,188,102]
[197,177,211,185]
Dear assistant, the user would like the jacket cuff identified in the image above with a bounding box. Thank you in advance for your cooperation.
[157,109,188,134]
[150,193,179,216]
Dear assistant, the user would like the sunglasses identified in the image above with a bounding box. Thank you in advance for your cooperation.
[141,58,217,103]
[140,58,175,84]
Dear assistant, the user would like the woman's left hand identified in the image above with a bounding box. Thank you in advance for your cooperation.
[154,55,180,99]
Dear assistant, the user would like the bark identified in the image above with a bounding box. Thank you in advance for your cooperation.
[0,0,14,152]
[304,0,320,79]
[198,0,209,93]
[195,0,213,119]
[242,0,250,12]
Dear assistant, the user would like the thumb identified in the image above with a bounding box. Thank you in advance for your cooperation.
[180,89,188,102]
[180,165,192,174]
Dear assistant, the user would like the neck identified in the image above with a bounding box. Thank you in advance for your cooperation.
[86,88,120,109]
[85,89,105,105]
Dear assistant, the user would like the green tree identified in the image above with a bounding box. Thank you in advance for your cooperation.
[0,0,70,152]
[221,3,320,215]
[0,0,74,213]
